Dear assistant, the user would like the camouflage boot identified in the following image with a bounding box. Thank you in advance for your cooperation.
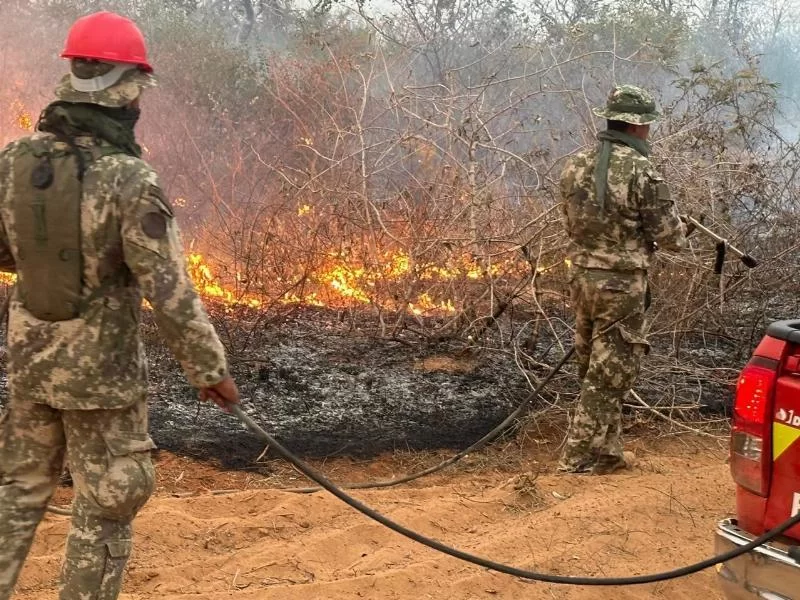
[592,451,637,475]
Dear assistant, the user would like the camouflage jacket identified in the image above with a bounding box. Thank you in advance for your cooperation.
[0,133,228,410]
[560,140,686,271]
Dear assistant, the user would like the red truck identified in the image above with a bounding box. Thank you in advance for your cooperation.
[716,320,800,598]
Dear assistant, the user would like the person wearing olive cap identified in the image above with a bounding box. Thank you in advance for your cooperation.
[558,85,687,475]
[0,12,239,599]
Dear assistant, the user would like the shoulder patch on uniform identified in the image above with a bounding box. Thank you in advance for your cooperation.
[642,166,671,201]
[141,211,168,239]
[146,184,174,217]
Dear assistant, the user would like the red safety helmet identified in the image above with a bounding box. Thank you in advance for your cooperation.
[61,11,153,73]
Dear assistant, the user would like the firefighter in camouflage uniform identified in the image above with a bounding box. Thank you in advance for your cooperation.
[0,12,240,599]
[558,85,687,475]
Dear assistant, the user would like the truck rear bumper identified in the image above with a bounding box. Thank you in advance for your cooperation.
[715,518,800,600]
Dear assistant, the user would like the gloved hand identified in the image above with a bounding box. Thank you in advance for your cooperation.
[680,212,705,236]
[199,375,240,412]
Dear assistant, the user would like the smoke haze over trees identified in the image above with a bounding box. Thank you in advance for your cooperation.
[2,0,800,414]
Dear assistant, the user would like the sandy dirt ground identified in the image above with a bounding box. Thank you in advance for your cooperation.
[14,428,733,600]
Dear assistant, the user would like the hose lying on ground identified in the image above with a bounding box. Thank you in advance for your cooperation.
[230,402,800,586]
[47,400,800,586]
[39,276,750,508]
[279,345,575,493]
[37,306,704,509]
[276,313,626,493]
[45,345,574,515]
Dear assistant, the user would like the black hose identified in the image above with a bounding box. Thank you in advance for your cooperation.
[279,345,575,494]
[44,346,575,514]
[278,314,644,494]
[231,403,800,586]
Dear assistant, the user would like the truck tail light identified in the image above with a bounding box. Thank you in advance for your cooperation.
[731,363,776,496]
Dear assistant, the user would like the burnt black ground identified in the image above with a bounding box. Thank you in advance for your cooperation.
[140,307,531,469]
[0,304,741,471]
[0,307,532,470]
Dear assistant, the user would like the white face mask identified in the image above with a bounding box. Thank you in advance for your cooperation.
[70,62,135,93]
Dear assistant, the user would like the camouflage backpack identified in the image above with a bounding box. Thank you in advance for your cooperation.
[11,136,123,321]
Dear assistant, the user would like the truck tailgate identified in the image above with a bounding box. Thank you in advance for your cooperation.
[765,374,800,539]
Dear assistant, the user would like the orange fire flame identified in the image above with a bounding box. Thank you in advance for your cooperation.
[187,251,481,315]
[0,250,526,317]
[0,100,530,317]
[185,250,527,316]
[11,100,33,132]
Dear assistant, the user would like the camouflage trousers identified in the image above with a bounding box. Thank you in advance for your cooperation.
[558,268,649,473]
[0,396,155,600]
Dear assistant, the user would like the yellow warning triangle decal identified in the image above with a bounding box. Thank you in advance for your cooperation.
[773,422,800,460]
